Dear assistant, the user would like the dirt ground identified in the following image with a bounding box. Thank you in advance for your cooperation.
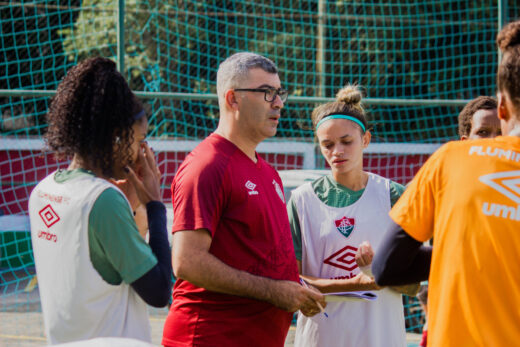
[0,309,421,347]
[0,308,302,347]
[0,273,419,347]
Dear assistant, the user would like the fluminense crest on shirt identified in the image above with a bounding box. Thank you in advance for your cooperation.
[272,179,285,203]
[335,216,355,238]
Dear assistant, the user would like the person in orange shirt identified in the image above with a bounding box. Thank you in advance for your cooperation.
[412,97,501,347]
[372,20,520,347]
[458,96,500,140]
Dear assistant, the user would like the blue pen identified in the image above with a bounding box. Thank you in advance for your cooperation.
[299,278,328,318]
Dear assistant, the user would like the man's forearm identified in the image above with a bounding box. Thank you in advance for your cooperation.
[174,245,281,303]
[172,229,329,314]
[300,274,379,293]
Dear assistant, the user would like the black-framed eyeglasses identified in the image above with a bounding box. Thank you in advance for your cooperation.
[234,87,289,102]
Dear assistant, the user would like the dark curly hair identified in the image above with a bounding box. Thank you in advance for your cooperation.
[45,57,143,177]
[497,20,520,108]
[457,96,497,138]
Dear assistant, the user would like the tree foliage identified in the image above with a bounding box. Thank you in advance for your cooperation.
[2,1,520,140]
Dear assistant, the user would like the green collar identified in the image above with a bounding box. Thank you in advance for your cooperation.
[312,175,365,208]
[54,168,95,183]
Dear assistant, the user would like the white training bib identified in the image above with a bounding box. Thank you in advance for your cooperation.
[29,172,151,344]
[292,173,406,347]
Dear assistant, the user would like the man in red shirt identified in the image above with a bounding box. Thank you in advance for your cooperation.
[162,52,325,347]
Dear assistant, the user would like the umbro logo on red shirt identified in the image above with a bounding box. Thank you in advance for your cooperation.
[245,180,259,195]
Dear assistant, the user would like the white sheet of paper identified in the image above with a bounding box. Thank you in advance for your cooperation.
[324,291,378,302]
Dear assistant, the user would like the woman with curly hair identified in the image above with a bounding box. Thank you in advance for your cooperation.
[373,19,520,347]
[28,57,172,345]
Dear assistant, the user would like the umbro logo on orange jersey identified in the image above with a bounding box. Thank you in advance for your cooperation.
[480,171,520,221]
[479,171,520,204]
[245,180,259,196]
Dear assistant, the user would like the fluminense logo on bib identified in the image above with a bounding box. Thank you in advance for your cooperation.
[335,216,355,238]
[479,170,520,221]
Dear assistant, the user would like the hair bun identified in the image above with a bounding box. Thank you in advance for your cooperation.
[336,84,363,112]
[497,20,520,52]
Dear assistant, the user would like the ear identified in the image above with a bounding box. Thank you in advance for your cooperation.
[362,130,371,148]
[224,89,239,110]
[460,135,468,141]
[497,92,510,122]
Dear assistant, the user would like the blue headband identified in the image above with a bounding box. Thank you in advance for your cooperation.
[134,110,144,121]
[315,114,366,132]
[133,109,145,121]
[134,110,145,121]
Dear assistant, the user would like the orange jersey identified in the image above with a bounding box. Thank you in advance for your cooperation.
[390,136,520,347]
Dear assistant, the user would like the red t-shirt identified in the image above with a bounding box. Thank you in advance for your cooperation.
[162,133,299,347]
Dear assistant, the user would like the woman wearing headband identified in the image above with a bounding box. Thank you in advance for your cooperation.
[288,85,418,347]
[29,57,172,344]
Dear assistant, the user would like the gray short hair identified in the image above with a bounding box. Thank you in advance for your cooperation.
[216,52,278,100]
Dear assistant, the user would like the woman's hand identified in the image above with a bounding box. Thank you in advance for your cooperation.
[125,142,162,204]
[355,241,374,267]
[355,241,382,290]
[352,272,382,291]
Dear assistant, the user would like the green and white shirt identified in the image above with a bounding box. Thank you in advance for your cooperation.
[287,175,405,260]
[29,169,156,344]
[288,174,404,260]
[288,173,406,347]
